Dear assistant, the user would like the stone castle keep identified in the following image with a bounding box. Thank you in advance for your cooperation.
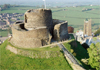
[10,9,69,48]
[84,19,92,36]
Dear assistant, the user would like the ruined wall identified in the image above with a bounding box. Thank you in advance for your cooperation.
[53,19,64,26]
[10,23,51,48]
[24,9,53,35]
[84,19,92,36]
[54,21,69,41]
[10,9,69,49]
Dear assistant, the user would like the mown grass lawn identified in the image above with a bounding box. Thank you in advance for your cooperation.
[0,40,73,70]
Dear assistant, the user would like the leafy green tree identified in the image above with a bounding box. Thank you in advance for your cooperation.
[94,28,100,36]
[87,43,100,70]
[2,4,11,10]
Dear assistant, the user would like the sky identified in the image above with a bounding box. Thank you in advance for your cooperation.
[0,0,100,6]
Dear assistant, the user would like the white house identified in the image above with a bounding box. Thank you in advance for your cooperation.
[76,30,84,37]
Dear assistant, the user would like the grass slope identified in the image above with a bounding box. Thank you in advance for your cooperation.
[63,40,93,69]
[0,40,72,70]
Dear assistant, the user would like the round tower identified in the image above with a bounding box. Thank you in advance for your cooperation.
[24,9,53,34]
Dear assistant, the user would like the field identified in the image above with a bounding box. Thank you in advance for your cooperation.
[52,6,100,32]
[0,40,72,70]
[0,5,100,36]
[0,30,8,37]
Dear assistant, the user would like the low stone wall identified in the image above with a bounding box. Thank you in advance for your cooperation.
[64,54,85,70]
[6,45,62,59]
[57,42,85,70]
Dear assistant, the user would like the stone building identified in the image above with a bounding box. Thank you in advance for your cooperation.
[10,9,69,48]
[84,19,92,36]
[24,9,53,35]
[54,21,69,41]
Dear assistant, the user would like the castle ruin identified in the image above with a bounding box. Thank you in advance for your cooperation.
[84,19,92,36]
[10,9,69,48]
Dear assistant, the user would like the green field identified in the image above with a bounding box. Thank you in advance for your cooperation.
[0,5,100,36]
[0,40,72,70]
[0,30,8,37]
[52,6,100,32]
[0,6,37,13]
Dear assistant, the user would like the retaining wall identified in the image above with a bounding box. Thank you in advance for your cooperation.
[6,45,62,59]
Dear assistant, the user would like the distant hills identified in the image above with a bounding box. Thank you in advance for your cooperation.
[0,0,100,7]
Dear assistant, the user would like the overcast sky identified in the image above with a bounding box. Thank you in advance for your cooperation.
[0,0,99,2]
[0,0,100,6]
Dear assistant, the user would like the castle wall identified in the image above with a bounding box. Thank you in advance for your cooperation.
[24,9,53,35]
[10,9,69,49]
[54,21,69,41]
[10,26,51,48]
[53,19,64,26]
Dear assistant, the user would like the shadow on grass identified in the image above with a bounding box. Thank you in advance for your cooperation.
[69,41,95,69]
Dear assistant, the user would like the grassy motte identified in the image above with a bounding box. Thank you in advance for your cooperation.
[0,40,72,70]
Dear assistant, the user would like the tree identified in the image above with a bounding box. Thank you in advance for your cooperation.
[94,28,100,36]
[68,26,74,33]
[87,43,100,70]
[2,4,11,10]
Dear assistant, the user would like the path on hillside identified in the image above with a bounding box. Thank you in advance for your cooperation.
[57,43,83,67]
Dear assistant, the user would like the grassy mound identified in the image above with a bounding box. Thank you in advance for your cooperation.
[7,42,63,59]
[0,40,72,70]
[63,40,93,69]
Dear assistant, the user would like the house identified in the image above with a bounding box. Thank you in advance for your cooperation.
[76,30,84,37]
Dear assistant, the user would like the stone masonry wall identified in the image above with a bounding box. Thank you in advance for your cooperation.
[10,9,69,49]
[54,21,69,41]
[6,45,62,59]
[24,9,53,35]
[10,25,51,48]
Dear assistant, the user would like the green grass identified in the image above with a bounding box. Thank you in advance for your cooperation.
[69,34,75,39]
[0,40,73,70]
[9,42,60,51]
[51,6,100,32]
[8,42,63,58]
[0,6,38,13]
[0,30,8,37]
[0,5,99,35]
[63,40,93,69]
